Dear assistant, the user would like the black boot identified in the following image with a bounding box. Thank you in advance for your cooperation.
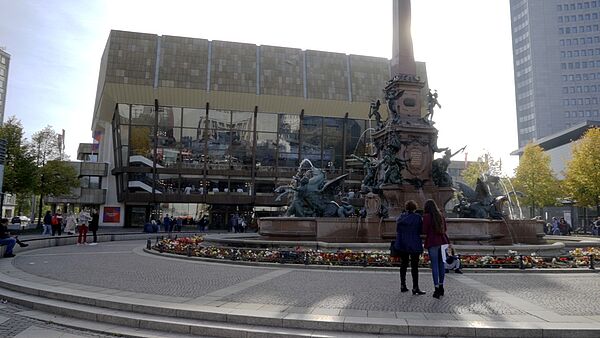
[412,288,426,295]
[439,285,445,296]
[433,287,441,299]
[400,276,408,292]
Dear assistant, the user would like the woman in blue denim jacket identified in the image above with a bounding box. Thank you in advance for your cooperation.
[394,200,425,295]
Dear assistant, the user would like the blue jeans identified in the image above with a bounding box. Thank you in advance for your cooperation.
[42,224,51,235]
[428,246,445,286]
[0,237,16,255]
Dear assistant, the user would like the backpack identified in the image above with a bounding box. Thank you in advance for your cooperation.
[51,215,59,226]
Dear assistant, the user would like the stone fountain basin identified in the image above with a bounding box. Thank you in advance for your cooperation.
[259,217,546,245]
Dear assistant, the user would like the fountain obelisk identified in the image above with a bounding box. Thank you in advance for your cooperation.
[391,0,416,76]
[369,0,453,219]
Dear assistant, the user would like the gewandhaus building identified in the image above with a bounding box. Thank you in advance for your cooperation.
[89,30,428,228]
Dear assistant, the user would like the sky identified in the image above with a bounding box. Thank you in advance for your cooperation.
[0,0,519,175]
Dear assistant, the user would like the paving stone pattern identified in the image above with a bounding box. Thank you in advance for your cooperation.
[10,240,600,319]
[468,273,600,316]
[0,303,111,338]
[221,270,523,315]
[13,242,271,298]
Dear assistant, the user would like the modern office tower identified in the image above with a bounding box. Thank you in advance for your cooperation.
[80,30,429,227]
[0,47,10,124]
[510,0,600,148]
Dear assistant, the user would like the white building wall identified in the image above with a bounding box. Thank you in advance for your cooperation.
[97,120,125,227]
[546,142,573,179]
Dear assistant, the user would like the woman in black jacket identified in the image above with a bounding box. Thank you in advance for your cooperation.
[394,200,425,295]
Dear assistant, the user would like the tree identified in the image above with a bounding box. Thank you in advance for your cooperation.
[513,144,561,217]
[30,126,72,225]
[0,116,38,215]
[36,160,80,197]
[31,126,62,165]
[461,152,502,187]
[564,128,600,215]
[33,160,79,225]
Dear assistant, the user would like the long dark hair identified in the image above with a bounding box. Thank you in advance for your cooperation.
[424,199,444,234]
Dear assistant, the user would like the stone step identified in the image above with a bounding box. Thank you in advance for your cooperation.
[1,288,390,338]
[4,276,600,338]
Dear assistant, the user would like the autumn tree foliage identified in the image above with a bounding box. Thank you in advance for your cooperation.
[513,144,561,217]
[564,128,600,215]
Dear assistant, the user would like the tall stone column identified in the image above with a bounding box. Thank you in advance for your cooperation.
[391,0,416,76]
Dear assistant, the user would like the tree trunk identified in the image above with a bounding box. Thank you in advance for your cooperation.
[37,194,44,229]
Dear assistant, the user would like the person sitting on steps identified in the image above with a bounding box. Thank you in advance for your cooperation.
[1,218,29,258]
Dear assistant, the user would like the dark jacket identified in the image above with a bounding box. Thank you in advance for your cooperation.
[89,213,100,231]
[43,213,52,225]
[0,223,10,239]
[394,211,423,254]
[423,213,449,249]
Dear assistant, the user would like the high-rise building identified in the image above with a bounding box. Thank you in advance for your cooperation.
[0,47,10,124]
[510,0,600,148]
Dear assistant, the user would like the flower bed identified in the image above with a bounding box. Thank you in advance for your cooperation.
[152,236,600,269]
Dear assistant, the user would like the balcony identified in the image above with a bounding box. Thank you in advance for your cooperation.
[46,188,106,205]
[80,162,108,176]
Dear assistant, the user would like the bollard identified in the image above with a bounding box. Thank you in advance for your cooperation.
[362,252,368,267]
[304,252,309,265]
[159,244,163,253]
[146,239,152,250]
[590,254,595,270]
[187,245,192,257]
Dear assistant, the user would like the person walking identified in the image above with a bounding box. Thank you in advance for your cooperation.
[89,209,100,245]
[77,209,91,245]
[393,200,426,295]
[42,210,52,236]
[423,199,450,299]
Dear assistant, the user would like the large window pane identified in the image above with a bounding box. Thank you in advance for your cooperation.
[301,116,322,166]
[207,128,230,162]
[181,128,206,166]
[129,125,153,159]
[257,112,278,132]
[346,119,370,156]
[182,108,203,129]
[118,104,130,124]
[208,109,230,129]
[279,114,300,134]
[256,132,277,167]
[131,105,155,125]
[157,146,179,167]
[323,117,344,167]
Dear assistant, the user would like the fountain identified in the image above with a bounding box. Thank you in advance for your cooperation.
[256,0,549,249]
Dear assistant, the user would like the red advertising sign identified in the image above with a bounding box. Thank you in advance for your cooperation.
[103,207,121,223]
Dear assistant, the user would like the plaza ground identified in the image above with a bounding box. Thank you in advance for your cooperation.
[2,236,600,337]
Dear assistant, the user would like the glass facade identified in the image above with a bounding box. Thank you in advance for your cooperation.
[113,103,370,205]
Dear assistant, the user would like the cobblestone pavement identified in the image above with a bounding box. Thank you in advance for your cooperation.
[468,273,600,315]
[221,269,523,315]
[6,240,600,324]
[13,242,271,298]
[0,302,112,338]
